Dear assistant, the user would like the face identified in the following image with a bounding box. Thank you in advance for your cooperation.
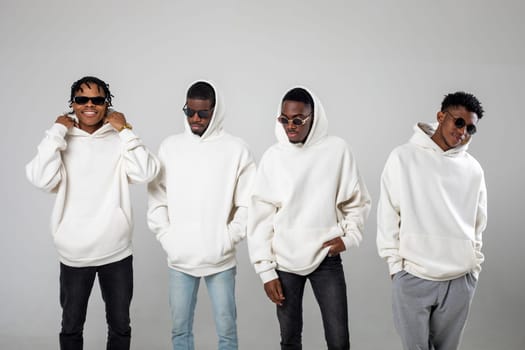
[279,100,313,144]
[432,106,479,151]
[185,98,214,136]
[71,83,108,134]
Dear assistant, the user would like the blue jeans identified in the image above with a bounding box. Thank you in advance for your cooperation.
[59,255,133,350]
[168,267,238,350]
[276,255,350,350]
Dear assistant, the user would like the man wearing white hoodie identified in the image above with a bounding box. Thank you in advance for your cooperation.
[26,76,160,350]
[377,91,487,350]
[248,87,371,350]
[147,81,255,350]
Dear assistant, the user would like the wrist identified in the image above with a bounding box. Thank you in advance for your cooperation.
[117,122,133,132]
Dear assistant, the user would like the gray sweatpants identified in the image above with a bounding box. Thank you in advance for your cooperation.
[392,270,477,350]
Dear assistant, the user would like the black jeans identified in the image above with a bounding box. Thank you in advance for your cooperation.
[59,255,133,350]
[277,255,350,350]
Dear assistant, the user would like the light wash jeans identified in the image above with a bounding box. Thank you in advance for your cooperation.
[168,267,238,350]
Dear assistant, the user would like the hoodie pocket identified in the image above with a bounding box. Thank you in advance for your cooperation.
[399,233,477,280]
[54,208,131,262]
[159,223,232,267]
[272,226,341,271]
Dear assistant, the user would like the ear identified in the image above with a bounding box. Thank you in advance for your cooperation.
[436,111,445,123]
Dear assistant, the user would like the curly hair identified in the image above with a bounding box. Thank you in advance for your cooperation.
[69,76,113,107]
[441,91,484,119]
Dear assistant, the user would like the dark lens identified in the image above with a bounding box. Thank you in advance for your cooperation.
[183,106,194,117]
[292,117,304,126]
[91,97,106,105]
[466,125,477,135]
[74,96,89,104]
[454,117,466,128]
[197,110,211,119]
[278,117,289,124]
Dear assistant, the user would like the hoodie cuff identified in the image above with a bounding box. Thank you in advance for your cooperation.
[51,123,68,137]
[260,269,279,284]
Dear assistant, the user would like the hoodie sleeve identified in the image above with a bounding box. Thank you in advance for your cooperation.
[147,146,170,240]
[119,129,160,184]
[337,147,372,250]
[227,147,256,245]
[25,123,68,192]
[376,151,403,276]
[247,155,279,284]
[472,172,487,279]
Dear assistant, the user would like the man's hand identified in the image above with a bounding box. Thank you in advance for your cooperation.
[322,237,346,257]
[55,115,76,129]
[264,278,285,306]
[104,111,127,131]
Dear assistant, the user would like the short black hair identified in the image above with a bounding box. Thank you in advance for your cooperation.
[69,76,113,106]
[441,91,484,119]
[282,87,314,111]
[187,81,216,108]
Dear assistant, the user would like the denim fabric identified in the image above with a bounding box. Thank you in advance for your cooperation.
[59,255,133,350]
[169,267,238,350]
[276,255,350,350]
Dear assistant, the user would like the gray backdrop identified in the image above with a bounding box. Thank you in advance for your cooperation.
[1,0,523,349]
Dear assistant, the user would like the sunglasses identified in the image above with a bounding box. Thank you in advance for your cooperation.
[277,114,311,126]
[73,96,107,105]
[183,105,214,119]
[445,111,477,135]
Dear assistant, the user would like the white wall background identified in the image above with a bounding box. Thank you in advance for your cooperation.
[1,0,524,349]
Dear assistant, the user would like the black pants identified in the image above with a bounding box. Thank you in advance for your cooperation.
[59,255,133,350]
[277,255,350,350]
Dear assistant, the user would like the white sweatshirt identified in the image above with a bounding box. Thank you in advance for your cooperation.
[377,122,488,281]
[147,81,256,277]
[26,123,160,267]
[247,87,371,284]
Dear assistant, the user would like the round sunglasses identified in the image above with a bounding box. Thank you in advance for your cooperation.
[444,111,477,135]
[277,114,311,126]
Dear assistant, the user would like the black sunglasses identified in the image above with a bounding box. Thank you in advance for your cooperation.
[183,105,214,119]
[445,111,477,136]
[73,96,107,106]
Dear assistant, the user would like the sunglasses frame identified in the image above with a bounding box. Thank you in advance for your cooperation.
[444,111,477,136]
[182,105,214,119]
[277,114,311,126]
[73,96,107,106]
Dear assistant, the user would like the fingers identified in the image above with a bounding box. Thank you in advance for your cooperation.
[55,115,76,129]
[322,237,346,257]
[264,279,285,306]
[105,111,126,129]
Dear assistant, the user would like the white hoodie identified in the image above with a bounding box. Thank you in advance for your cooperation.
[247,87,371,284]
[377,122,487,281]
[26,123,160,267]
[147,81,256,277]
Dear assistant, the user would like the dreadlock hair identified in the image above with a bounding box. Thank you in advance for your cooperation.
[282,87,314,111]
[187,81,216,108]
[69,76,113,107]
[441,91,484,119]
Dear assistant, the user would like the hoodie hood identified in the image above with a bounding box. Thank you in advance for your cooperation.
[410,122,471,156]
[183,80,225,142]
[275,86,328,148]
[67,122,116,138]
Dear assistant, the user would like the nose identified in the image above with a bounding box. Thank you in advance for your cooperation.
[188,112,201,122]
